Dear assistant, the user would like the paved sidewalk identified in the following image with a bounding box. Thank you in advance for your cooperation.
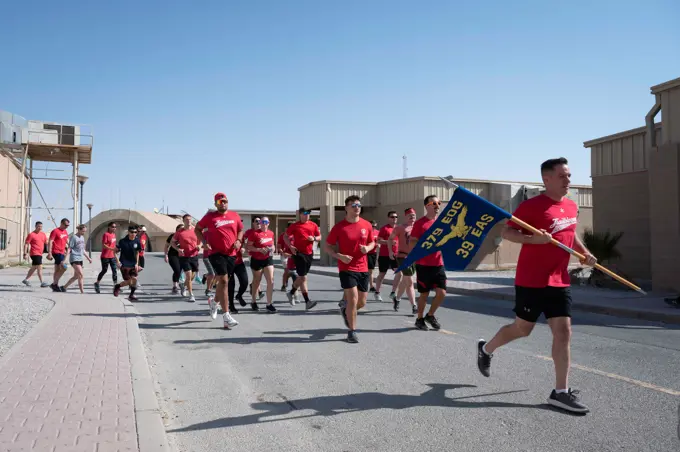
[0,257,169,452]
[275,263,680,324]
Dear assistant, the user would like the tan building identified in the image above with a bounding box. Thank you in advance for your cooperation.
[299,176,593,268]
[584,76,680,292]
[0,151,30,264]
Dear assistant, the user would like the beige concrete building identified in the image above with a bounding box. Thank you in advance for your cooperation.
[299,176,593,268]
[584,76,680,292]
[0,151,30,264]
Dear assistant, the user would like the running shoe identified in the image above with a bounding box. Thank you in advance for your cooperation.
[208,296,218,319]
[548,389,589,413]
[223,313,239,329]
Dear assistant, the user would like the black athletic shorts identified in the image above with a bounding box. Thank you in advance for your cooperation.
[367,253,377,270]
[293,253,313,276]
[70,261,83,267]
[415,265,447,293]
[121,267,138,280]
[139,256,145,268]
[378,255,397,273]
[30,255,43,266]
[339,271,370,292]
[179,256,200,273]
[514,286,572,323]
[250,256,274,271]
[396,257,416,277]
[53,253,65,265]
[209,253,236,277]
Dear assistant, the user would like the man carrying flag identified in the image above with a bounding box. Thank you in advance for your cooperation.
[476,157,596,414]
[409,196,447,331]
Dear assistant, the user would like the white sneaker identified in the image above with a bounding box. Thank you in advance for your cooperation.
[181,287,187,297]
[294,293,300,303]
[208,296,218,319]
[223,313,239,329]
[374,292,383,302]
[189,294,196,303]
[289,293,296,306]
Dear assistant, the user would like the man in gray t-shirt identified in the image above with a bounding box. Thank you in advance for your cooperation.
[62,224,93,293]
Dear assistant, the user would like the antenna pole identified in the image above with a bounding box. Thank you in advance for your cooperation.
[402,155,408,178]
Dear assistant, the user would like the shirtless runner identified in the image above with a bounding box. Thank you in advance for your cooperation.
[388,208,418,314]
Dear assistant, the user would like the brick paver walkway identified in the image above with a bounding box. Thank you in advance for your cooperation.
[0,286,137,451]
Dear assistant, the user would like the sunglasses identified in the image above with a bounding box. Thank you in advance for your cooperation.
[389,215,398,219]
[261,220,270,225]
[350,203,361,208]
[216,199,228,205]
[301,211,311,215]
[426,201,441,207]
[129,230,138,234]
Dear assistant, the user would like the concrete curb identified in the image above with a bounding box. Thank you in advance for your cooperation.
[274,264,680,325]
[123,297,172,452]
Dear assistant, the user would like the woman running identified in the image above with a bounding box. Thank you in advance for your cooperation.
[246,216,277,313]
[61,224,92,293]
[164,224,183,294]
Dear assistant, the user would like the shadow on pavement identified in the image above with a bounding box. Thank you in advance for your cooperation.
[168,383,579,433]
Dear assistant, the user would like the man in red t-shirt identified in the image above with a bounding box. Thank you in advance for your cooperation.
[374,211,401,301]
[22,221,49,287]
[172,214,200,302]
[195,193,243,329]
[324,195,375,344]
[409,197,446,331]
[277,221,298,298]
[48,218,71,291]
[95,221,119,293]
[138,225,149,271]
[243,217,264,301]
[284,208,322,310]
[367,221,380,293]
[477,157,596,414]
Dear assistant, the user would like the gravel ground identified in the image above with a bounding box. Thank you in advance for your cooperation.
[0,292,54,358]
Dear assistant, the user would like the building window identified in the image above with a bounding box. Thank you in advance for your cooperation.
[0,229,7,250]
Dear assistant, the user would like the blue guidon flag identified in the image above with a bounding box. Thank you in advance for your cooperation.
[396,185,512,272]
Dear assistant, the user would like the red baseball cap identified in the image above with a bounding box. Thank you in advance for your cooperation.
[214,192,227,202]
[405,208,416,215]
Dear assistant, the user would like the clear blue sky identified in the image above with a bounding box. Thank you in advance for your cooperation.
[2,0,679,223]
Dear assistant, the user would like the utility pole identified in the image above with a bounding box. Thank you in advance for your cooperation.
[402,155,408,178]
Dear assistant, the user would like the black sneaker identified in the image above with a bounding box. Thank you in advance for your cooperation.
[547,389,590,414]
[339,300,349,328]
[94,282,101,294]
[266,304,277,313]
[424,314,441,330]
[59,286,67,292]
[201,275,207,285]
[389,291,396,299]
[251,302,259,312]
[305,300,317,310]
[415,317,428,330]
[370,287,376,293]
[477,340,492,377]
[237,295,247,307]
[411,305,418,315]
[392,294,400,312]
[50,283,60,292]
[347,331,359,343]
[229,303,239,314]
[281,285,287,292]
[258,291,265,300]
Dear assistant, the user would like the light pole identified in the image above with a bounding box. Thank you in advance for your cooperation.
[77,174,88,225]
[87,203,93,258]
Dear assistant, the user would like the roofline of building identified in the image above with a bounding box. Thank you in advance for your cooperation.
[299,175,591,191]
[650,76,680,94]
[583,122,662,148]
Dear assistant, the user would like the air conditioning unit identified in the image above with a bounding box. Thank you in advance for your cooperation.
[23,121,81,146]
[0,110,25,148]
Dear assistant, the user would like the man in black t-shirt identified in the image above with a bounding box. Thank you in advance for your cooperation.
[114,225,142,301]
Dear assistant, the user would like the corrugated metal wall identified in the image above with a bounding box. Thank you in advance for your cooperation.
[378,180,424,205]
[577,188,593,208]
[589,126,662,177]
[328,183,377,206]
[299,184,327,208]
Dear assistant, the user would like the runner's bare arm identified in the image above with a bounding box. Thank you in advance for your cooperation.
[501,224,548,244]
[387,228,399,257]
[48,238,54,257]
[195,228,204,245]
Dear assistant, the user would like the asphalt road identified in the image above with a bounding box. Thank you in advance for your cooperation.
[129,253,680,452]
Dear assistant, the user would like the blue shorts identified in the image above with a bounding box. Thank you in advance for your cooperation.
[53,253,65,265]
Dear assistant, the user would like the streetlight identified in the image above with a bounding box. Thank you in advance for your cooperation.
[86,203,93,258]
[77,174,88,225]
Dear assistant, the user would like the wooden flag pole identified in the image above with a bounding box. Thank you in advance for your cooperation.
[438,177,646,295]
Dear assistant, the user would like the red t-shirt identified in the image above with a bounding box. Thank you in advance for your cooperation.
[411,216,444,267]
[49,228,69,255]
[378,225,397,257]
[235,247,244,265]
[173,228,199,258]
[248,229,275,260]
[368,229,379,254]
[507,194,578,288]
[286,221,320,255]
[196,211,243,256]
[286,257,296,270]
[201,230,212,258]
[326,218,375,272]
[139,233,148,256]
[101,232,117,259]
[25,231,47,256]
[277,233,292,254]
